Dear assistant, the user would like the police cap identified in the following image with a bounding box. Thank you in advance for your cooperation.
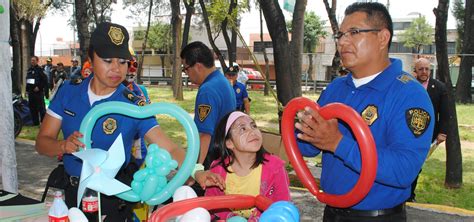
[90,22,132,60]
[225,65,239,75]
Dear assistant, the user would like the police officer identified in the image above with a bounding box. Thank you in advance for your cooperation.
[36,23,223,221]
[225,65,250,113]
[26,55,47,126]
[43,57,54,98]
[295,3,434,221]
[180,42,235,170]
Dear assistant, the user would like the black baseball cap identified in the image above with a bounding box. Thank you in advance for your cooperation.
[225,65,239,75]
[90,22,132,60]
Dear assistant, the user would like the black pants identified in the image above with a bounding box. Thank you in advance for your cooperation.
[64,165,138,221]
[409,169,422,201]
[323,204,406,222]
[28,92,46,125]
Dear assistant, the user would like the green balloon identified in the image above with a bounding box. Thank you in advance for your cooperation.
[0,5,4,14]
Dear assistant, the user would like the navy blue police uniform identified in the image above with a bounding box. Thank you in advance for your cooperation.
[297,59,434,218]
[232,81,248,112]
[26,64,47,125]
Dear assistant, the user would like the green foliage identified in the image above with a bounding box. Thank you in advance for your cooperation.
[206,0,249,33]
[12,0,48,21]
[399,16,434,53]
[147,22,172,53]
[287,12,328,53]
[452,0,465,53]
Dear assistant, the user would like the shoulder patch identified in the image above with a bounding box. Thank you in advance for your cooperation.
[198,104,211,122]
[122,89,142,105]
[397,74,414,84]
[69,78,83,85]
[103,117,117,135]
[406,108,431,137]
[361,105,378,126]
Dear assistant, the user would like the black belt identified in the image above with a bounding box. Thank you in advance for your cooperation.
[326,203,405,217]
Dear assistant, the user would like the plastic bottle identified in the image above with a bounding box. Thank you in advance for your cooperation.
[81,188,98,214]
[48,191,69,222]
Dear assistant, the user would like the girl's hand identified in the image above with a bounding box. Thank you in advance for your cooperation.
[60,131,84,154]
[194,170,225,190]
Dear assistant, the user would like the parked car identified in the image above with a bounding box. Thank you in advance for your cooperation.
[242,68,264,90]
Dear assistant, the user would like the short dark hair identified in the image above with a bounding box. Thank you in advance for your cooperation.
[345,2,393,48]
[180,41,215,68]
[31,56,39,61]
[211,112,268,172]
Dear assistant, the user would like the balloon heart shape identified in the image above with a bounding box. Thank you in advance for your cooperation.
[78,101,199,206]
[149,195,273,222]
[281,97,377,208]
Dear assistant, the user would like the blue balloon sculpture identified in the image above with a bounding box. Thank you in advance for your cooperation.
[78,102,199,205]
[260,201,300,222]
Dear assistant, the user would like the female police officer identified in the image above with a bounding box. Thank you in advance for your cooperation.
[35,22,221,221]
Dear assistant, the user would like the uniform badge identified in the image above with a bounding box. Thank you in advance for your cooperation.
[397,74,414,84]
[127,93,134,101]
[236,88,241,94]
[103,117,117,135]
[406,108,431,137]
[137,100,146,106]
[108,26,124,45]
[70,78,82,85]
[361,105,378,126]
[198,105,211,122]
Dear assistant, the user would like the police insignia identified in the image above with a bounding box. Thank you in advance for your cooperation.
[137,100,146,106]
[70,78,82,85]
[108,26,124,45]
[397,74,413,84]
[127,93,134,101]
[103,117,117,135]
[198,105,211,122]
[361,105,378,126]
[406,108,431,137]
[236,88,241,94]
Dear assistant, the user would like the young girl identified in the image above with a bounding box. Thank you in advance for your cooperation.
[205,111,291,221]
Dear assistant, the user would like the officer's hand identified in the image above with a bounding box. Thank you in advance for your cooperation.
[194,170,225,190]
[436,133,447,145]
[33,87,39,92]
[60,131,85,154]
[295,106,342,153]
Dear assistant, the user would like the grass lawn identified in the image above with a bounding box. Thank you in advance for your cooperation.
[19,85,474,210]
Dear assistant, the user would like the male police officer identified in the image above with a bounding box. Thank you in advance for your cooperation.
[26,56,47,125]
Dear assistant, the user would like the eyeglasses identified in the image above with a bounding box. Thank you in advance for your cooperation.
[333,28,381,41]
[181,65,193,73]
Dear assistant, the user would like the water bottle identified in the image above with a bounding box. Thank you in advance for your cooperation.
[81,188,98,214]
[48,191,69,222]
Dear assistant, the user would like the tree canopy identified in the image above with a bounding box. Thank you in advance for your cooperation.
[399,16,434,54]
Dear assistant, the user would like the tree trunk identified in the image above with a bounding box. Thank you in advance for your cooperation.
[0,0,18,193]
[308,54,313,80]
[221,0,237,65]
[258,0,299,106]
[289,0,306,97]
[10,6,21,95]
[260,7,270,96]
[75,0,90,64]
[199,0,226,70]
[434,0,463,188]
[137,0,153,84]
[455,0,473,103]
[20,19,31,96]
[182,0,195,49]
[323,0,340,80]
[171,0,183,100]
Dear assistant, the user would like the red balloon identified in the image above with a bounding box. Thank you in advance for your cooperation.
[281,97,377,208]
[149,194,272,222]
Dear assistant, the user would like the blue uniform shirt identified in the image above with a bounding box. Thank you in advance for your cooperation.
[297,58,434,210]
[49,76,157,177]
[232,81,248,110]
[194,69,235,147]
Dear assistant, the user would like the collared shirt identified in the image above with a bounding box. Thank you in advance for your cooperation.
[232,81,248,109]
[297,58,434,210]
[48,75,157,176]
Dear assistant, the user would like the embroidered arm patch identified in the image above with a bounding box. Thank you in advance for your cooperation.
[405,108,431,137]
[198,104,211,122]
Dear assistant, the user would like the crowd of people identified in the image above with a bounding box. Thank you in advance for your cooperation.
[27,2,451,221]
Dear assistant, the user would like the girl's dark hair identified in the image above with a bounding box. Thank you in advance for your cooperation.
[211,112,268,173]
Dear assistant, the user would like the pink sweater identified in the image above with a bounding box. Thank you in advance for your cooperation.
[205,153,291,221]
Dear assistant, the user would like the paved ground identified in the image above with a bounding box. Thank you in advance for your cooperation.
[4,139,474,221]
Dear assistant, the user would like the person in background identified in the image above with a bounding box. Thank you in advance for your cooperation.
[35,22,224,221]
[225,65,250,114]
[26,56,47,126]
[69,58,82,80]
[53,62,68,83]
[295,2,434,221]
[43,57,54,99]
[122,56,150,167]
[409,57,450,202]
[205,111,291,221]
